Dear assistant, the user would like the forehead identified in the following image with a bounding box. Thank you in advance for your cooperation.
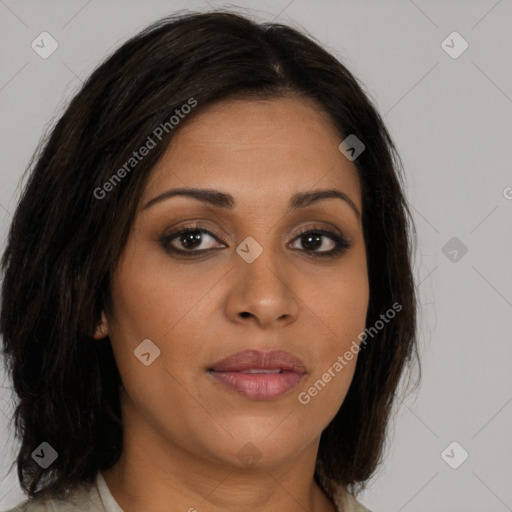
[142,96,362,212]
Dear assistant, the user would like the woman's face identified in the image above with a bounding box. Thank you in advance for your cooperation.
[104,95,369,469]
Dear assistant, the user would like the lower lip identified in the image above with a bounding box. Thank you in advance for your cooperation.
[208,371,304,401]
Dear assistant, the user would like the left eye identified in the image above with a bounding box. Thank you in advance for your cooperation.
[290,230,337,252]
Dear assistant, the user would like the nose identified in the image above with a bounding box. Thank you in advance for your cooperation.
[224,243,300,329]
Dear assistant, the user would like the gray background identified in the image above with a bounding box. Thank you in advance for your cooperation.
[1,1,511,511]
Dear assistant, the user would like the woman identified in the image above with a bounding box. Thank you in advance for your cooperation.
[1,10,418,512]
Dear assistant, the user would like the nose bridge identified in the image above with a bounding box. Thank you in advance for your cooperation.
[238,234,286,295]
[229,233,299,326]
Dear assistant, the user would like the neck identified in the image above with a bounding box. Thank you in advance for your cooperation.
[101,386,338,512]
[102,415,337,511]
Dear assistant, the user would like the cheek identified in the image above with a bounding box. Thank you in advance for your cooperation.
[294,255,368,420]
[106,245,221,406]
[297,364,357,424]
[295,308,363,429]
[106,257,204,422]
[109,240,214,342]
[330,245,369,337]
[300,250,369,348]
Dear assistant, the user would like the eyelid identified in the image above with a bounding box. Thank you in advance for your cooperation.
[161,221,228,251]
[160,220,352,258]
[161,220,227,242]
[290,224,352,257]
[292,221,351,243]
[162,220,348,243]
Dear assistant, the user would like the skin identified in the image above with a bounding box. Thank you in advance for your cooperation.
[98,95,369,512]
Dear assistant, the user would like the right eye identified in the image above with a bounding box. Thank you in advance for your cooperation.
[160,225,226,255]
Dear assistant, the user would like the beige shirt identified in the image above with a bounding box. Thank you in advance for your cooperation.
[4,472,371,512]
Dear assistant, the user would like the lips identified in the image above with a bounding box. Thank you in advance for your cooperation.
[208,349,307,401]
[209,349,307,373]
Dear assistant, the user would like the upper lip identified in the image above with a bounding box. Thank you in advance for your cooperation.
[208,349,307,373]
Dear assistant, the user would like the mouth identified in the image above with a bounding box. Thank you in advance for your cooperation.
[207,349,307,401]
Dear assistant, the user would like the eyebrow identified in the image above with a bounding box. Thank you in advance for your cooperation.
[143,187,361,219]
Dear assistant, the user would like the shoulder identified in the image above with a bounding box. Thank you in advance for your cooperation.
[341,492,373,512]
[327,481,372,512]
[2,480,103,512]
[3,496,92,512]
[318,475,372,511]
[2,500,49,512]
[315,461,372,512]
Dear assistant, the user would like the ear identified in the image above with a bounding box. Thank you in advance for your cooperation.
[93,311,109,340]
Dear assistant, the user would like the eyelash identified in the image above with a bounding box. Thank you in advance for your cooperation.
[160,222,351,259]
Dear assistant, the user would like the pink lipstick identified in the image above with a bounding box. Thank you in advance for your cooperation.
[208,349,307,401]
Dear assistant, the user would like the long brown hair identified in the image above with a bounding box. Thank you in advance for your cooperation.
[1,9,419,501]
